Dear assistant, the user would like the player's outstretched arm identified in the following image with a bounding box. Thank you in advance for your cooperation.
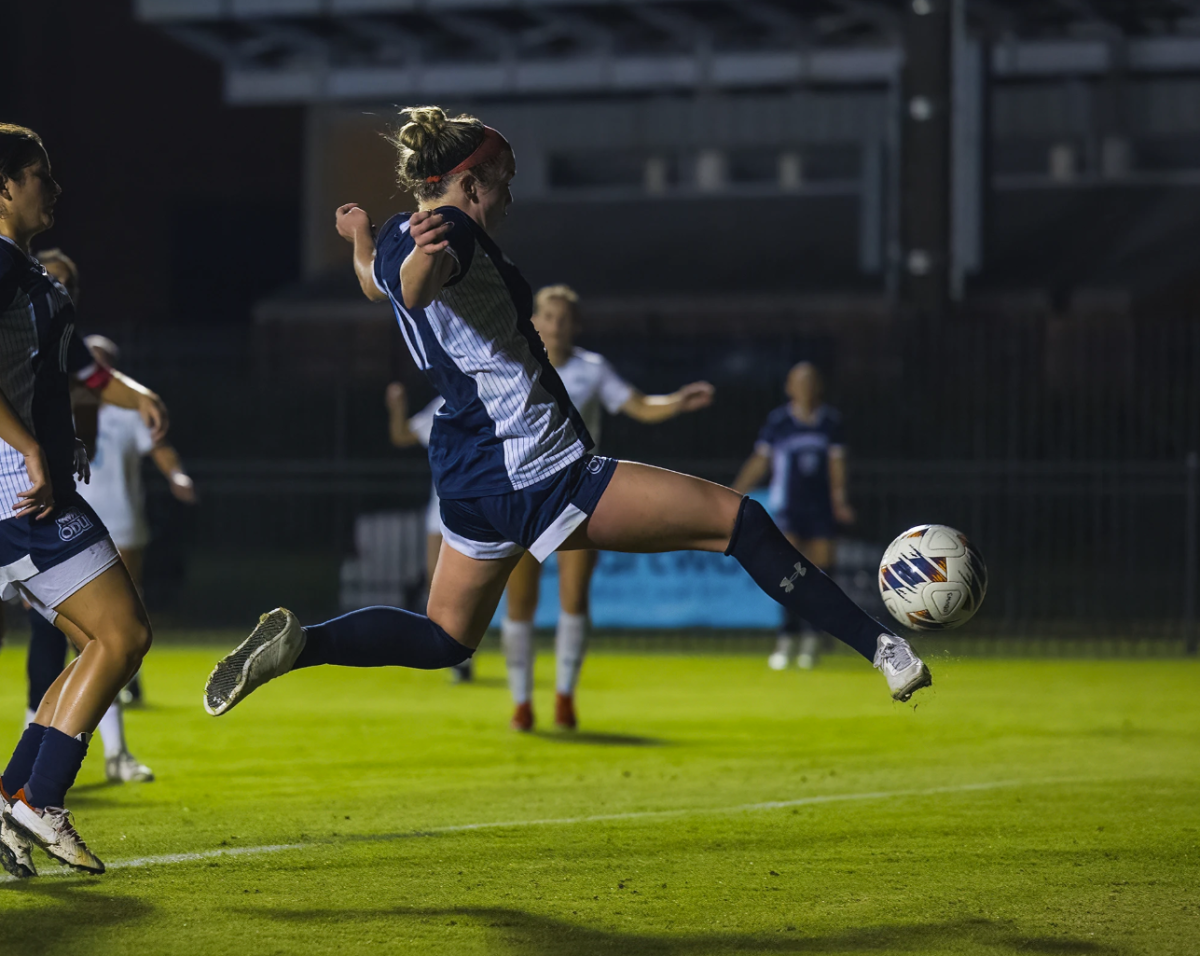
[731,448,771,495]
[336,203,387,303]
[828,446,855,525]
[620,381,714,424]
[97,372,169,444]
[150,444,197,504]
[385,382,421,448]
[399,210,458,310]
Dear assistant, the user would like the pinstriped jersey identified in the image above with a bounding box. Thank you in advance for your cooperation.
[373,207,593,499]
[0,235,98,520]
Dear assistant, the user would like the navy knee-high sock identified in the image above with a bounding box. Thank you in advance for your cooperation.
[26,728,88,809]
[291,606,474,671]
[2,724,46,798]
[27,608,68,712]
[726,498,889,661]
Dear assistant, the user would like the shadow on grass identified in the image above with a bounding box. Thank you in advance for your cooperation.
[532,731,669,747]
[0,879,153,955]
[452,676,508,689]
[255,905,1121,955]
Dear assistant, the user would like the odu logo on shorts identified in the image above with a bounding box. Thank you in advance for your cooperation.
[55,508,94,542]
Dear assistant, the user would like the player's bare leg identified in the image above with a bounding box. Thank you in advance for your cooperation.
[4,563,152,874]
[563,462,930,701]
[502,553,540,730]
[553,548,597,729]
[116,546,147,706]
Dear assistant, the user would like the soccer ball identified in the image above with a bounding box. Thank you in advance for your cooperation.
[878,524,987,631]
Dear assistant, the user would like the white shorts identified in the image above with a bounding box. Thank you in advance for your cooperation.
[9,538,121,624]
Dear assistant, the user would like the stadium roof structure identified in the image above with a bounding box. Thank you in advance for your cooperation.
[136,0,1200,104]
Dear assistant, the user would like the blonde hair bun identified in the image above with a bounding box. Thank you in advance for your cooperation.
[398,106,449,152]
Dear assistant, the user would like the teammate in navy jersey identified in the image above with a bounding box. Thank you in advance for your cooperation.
[503,284,714,731]
[734,363,855,670]
[203,107,931,748]
[0,125,168,878]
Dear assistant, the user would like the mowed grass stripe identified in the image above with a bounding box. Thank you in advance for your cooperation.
[4,776,1052,882]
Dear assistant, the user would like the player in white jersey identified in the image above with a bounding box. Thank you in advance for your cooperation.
[0,125,168,877]
[502,285,713,731]
[203,108,931,780]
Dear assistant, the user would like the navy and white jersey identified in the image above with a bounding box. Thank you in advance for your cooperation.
[373,207,592,499]
[755,404,845,516]
[0,236,102,521]
[557,348,634,452]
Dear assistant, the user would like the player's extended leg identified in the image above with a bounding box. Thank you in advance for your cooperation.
[502,552,541,730]
[203,544,524,716]
[553,549,597,730]
[2,563,152,874]
[563,462,930,701]
[792,537,833,670]
[429,531,471,684]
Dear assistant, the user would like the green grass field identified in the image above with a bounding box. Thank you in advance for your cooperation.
[1,638,1198,956]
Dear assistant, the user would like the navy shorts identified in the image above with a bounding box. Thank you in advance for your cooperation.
[777,508,836,541]
[439,455,618,562]
[0,493,112,602]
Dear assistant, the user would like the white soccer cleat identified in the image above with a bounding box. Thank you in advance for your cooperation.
[874,633,932,702]
[0,798,37,879]
[767,651,789,671]
[4,794,103,874]
[204,608,306,716]
[106,751,155,784]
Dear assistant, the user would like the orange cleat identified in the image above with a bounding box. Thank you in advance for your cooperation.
[510,701,534,732]
[554,692,577,730]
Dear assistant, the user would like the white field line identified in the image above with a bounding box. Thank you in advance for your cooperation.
[4,777,1052,882]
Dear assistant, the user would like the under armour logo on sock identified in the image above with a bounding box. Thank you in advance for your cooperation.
[779,561,806,593]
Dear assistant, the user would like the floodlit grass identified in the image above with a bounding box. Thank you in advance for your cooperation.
[1,637,1198,955]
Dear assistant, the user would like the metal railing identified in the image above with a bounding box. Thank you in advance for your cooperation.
[140,456,1199,647]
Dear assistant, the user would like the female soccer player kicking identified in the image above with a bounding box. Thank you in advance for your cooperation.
[0,125,166,878]
[203,107,930,729]
[734,362,855,671]
[502,284,713,731]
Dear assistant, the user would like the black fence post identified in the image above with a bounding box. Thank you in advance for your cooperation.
[1186,451,1198,654]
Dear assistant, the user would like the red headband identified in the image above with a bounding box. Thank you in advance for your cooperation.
[426,127,509,183]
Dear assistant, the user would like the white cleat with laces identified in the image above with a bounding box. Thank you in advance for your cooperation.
[106,751,155,783]
[204,608,306,716]
[0,794,37,878]
[4,792,104,874]
[874,634,932,702]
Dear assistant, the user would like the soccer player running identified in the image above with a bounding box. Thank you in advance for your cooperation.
[502,284,713,731]
[0,125,167,877]
[734,362,855,670]
[203,107,930,734]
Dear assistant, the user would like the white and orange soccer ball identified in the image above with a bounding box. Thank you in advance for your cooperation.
[878,524,988,631]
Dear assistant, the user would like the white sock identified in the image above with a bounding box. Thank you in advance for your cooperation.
[23,709,37,731]
[501,618,535,705]
[97,703,126,759]
[555,612,589,696]
[798,631,821,657]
